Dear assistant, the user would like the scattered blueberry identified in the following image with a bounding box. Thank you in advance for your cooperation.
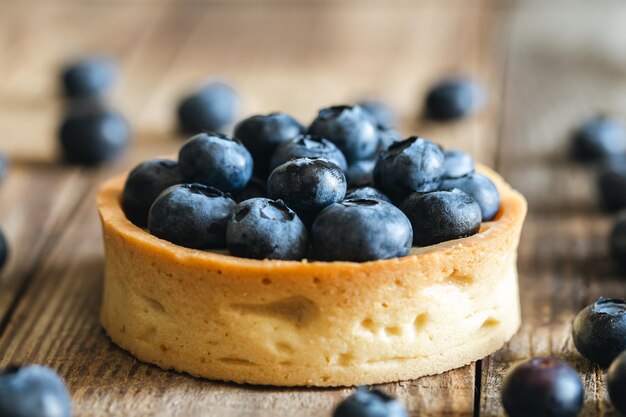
[0,154,8,182]
[148,184,236,249]
[572,298,626,367]
[178,132,253,192]
[234,112,304,176]
[425,77,484,121]
[610,212,626,265]
[358,100,397,130]
[122,159,185,227]
[0,228,7,272]
[377,129,402,153]
[233,177,267,203]
[61,56,118,98]
[226,198,308,260]
[309,105,379,162]
[345,158,376,188]
[333,387,408,417]
[177,82,239,134]
[374,136,445,202]
[608,350,626,415]
[443,150,475,179]
[440,173,500,221]
[270,135,348,173]
[598,157,626,211]
[401,189,481,247]
[0,365,72,417]
[267,157,346,222]
[501,357,584,417]
[571,116,626,162]
[345,186,391,203]
[59,106,130,165]
[312,198,412,262]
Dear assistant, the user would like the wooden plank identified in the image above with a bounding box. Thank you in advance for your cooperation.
[0,2,505,416]
[481,3,626,417]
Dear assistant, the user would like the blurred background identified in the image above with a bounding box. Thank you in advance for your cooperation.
[1,1,626,416]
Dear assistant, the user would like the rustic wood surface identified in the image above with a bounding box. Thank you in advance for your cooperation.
[0,1,624,416]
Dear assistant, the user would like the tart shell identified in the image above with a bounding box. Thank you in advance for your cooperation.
[98,165,527,387]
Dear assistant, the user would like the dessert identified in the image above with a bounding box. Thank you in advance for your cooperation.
[98,104,526,386]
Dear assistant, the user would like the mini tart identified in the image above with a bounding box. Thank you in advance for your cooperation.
[98,164,527,387]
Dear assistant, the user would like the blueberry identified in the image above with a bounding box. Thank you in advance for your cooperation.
[177,82,239,134]
[234,112,304,176]
[608,351,626,414]
[374,137,445,202]
[122,159,185,227]
[400,189,481,247]
[571,116,626,162]
[270,135,348,173]
[178,132,253,192]
[148,184,236,249]
[59,106,130,166]
[572,298,626,367]
[610,212,626,264]
[61,56,117,97]
[345,186,391,203]
[0,365,72,417]
[333,387,408,417]
[267,157,346,222]
[309,105,379,162]
[440,173,500,221]
[598,157,626,211]
[377,129,402,153]
[502,357,584,417]
[233,177,267,203]
[0,228,7,272]
[425,77,484,121]
[0,154,8,182]
[226,198,308,260]
[312,198,412,262]
[443,150,475,179]
[358,100,397,130]
[345,159,376,188]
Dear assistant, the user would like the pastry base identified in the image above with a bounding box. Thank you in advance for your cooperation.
[98,165,526,387]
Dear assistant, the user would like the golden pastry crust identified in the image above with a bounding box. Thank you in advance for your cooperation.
[98,165,527,387]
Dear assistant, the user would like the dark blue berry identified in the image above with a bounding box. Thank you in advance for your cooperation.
[608,351,626,414]
[440,173,500,221]
[571,116,626,162]
[572,298,626,367]
[226,198,308,260]
[401,189,481,247]
[374,137,445,202]
[267,157,346,221]
[177,82,239,134]
[610,212,626,264]
[0,228,7,272]
[345,186,391,203]
[312,198,412,262]
[270,135,348,173]
[377,129,402,153]
[148,184,236,249]
[333,387,408,417]
[61,56,117,97]
[345,159,376,188]
[0,365,72,417]
[233,177,267,203]
[358,100,397,130]
[502,357,583,417]
[309,105,379,162]
[178,132,253,192]
[234,112,304,176]
[59,106,130,165]
[443,150,475,179]
[598,157,626,211]
[122,159,185,227]
[0,154,9,182]
[425,77,484,121]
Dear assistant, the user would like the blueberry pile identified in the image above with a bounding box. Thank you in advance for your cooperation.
[123,104,501,262]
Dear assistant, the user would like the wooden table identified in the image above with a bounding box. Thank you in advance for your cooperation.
[0,0,625,415]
